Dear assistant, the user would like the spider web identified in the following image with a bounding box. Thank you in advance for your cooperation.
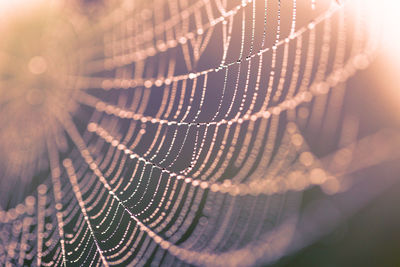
[0,0,397,266]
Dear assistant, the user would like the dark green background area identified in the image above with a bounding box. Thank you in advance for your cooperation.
[273,180,400,267]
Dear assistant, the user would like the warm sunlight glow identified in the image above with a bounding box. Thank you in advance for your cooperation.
[350,0,400,104]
